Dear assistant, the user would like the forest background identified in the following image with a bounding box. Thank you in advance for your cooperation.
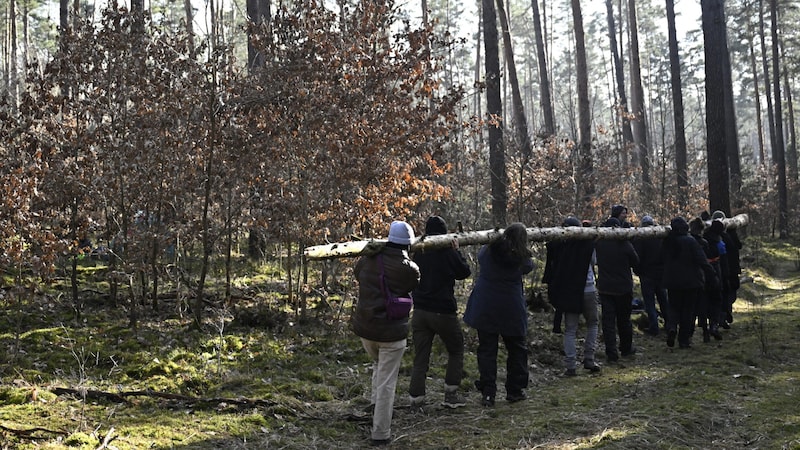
[0,0,799,447]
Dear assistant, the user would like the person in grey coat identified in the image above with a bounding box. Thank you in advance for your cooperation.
[352,221,420,446]
[464,223,534,407]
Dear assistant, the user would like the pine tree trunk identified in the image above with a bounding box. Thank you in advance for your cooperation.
[531,0,555,136]
[628,0,651,203]
[759,0,777,163]
[304,215,750,260]
[571,0,593,215]
[702,0,732,217]
[496,0,532,160]
[770,0,789,238]
[483,0,507,226]
[605,0,634,168]
[665,0,688,207]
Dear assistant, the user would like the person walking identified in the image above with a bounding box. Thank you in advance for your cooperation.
[542,216,601,377]
[702,219,728,341]
[662,217,718,349]
[595,217,640,362]
[464,223,534,407]
[352,220,421,446]
[408,216,472,409]
[633,215,670,336]
[711,210,743,327]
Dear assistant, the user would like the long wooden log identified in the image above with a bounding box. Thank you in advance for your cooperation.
[304,214,749,260]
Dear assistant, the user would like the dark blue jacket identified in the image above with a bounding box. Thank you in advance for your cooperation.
[464,245,534,336]
[412,247,471,314]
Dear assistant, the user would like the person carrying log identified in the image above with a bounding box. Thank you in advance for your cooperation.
[407,216,472,409]
[351,220,420,447]
[463,223,534,407]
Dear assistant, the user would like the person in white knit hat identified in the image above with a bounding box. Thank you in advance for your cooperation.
[352,220,420,447]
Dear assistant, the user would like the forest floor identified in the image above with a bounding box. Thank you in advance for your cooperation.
[0,238,799,449]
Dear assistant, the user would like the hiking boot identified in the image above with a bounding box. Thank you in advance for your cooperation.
[667,329,677,348]
[563,368,577,377]
[583,362,601,373]
[621,347,637,357]
[442,386,466,409]
[506,391,527,403]
[409,395,425,409]
[481,395,495,407]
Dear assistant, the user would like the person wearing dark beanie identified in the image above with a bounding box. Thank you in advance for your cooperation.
[408,216,472,409]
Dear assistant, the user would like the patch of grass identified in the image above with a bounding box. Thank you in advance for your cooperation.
[2,238,800,448]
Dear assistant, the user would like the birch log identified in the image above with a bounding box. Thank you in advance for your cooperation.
[304,214,749,260]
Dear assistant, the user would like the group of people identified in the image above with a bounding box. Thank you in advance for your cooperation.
[547,205,742,366]
[350,208,742,446]
[351,216,532,446]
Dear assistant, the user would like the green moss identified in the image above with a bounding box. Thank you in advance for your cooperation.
[64,432,99,447]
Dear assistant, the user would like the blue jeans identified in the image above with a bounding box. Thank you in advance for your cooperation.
[563,291,599,370]
[640,276,669,334]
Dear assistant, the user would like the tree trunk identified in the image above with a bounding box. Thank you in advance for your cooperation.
[571,0,593,216]
[184,0,195,58]
[721,24,741,198]
[759,0,777,163]
[304,214,751,260]
[605,0,634,168]
[496,0,532,160]
[247,0,270,70]
[665,0,688,207]
[770,0,788,238]
[780,36,798,185]
[702,0,732,217]
[628,0,651,203]
[483,0,507,226]
[531,0,555,136]
[747,23,766,166]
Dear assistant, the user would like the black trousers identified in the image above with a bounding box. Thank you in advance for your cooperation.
[475,329,528,398]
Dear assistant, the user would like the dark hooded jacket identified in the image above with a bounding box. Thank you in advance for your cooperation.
[412,216,472,314]
[542,239,595,314]
[662,217,717,290]
[595,218,639,295]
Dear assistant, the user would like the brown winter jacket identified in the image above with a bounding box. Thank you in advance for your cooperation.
[351,246,420,342]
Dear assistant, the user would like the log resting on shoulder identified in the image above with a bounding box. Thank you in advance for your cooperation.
[304,214,748,260]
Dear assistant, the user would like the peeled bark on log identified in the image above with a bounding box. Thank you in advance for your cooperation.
[304,214,749,260]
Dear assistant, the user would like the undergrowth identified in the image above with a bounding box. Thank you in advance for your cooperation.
[0,238,799,449]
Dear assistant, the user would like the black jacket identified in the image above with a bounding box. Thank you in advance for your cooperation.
[633,236,665,281]
[412,247,471,314]
[595,239,639,295]
[662,231,716,291]
[542,240,595,314]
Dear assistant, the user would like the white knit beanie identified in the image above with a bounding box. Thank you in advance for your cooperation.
[387,221,414,245]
